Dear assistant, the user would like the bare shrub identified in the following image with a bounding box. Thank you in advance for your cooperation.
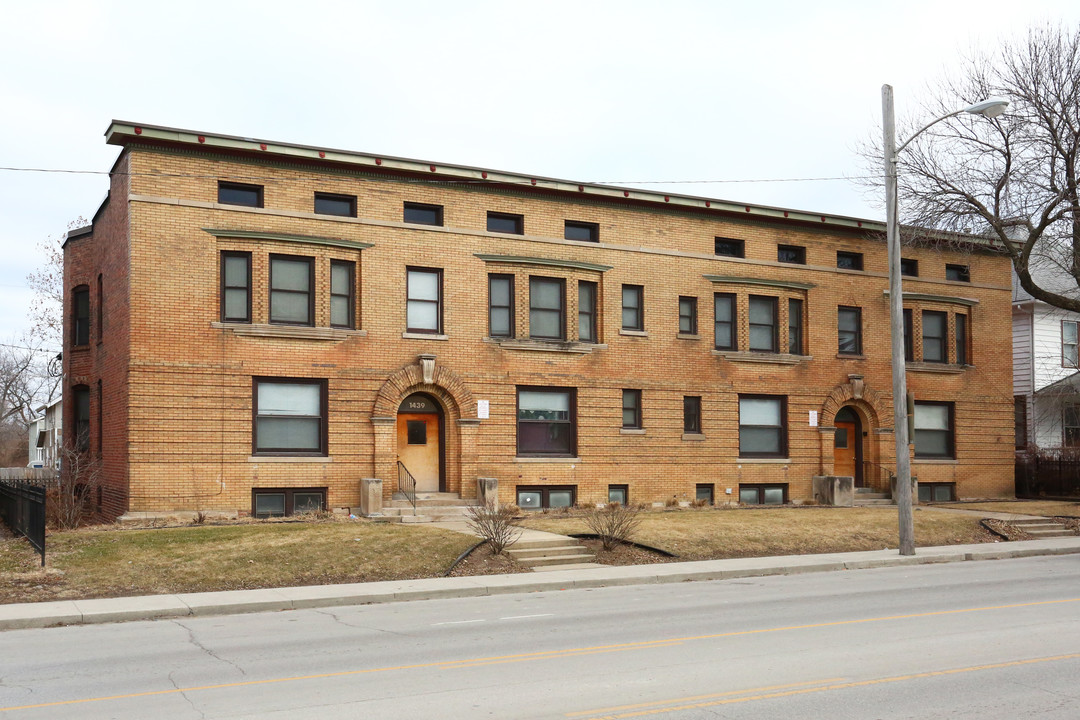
[583,503,643,552]
[464,503,523,555]
[50,446,102,530]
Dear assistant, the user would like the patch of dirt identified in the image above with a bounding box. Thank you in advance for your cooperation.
[445,544,530,577]
[580,539,674,566]
[1053,516,1080,534]
[982,519,1033,541]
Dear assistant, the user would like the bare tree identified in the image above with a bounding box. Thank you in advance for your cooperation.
[864,24,1080,310]
[50,443,103,530]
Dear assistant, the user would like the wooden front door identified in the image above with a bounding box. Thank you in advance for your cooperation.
[833,421,858,482]
[397,412,441,492]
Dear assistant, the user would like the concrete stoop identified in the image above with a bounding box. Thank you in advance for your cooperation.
[853,490,892,507]
[1011,517,1077,538]
[375,493,480,523]
[507,536,601,570]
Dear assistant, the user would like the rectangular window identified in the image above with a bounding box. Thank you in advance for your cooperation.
[748,295,778,352]
[608,484,628,506]
[564,220,599,242]
[622,389,642,429]
[836,251,864,271]
[739,484,787,505]
[253,379,327,455]
[403,202,443,226]
[922,310,947,362]
[679,296,698,334]
[517,387,575,457]
[1064,320,1078,368]
[714,293,736,350]
[715,237,745,258]
[407,420,427,445]
[739,395,786,458]
[1066,405,1080,447]
[913,401,954,459]
[96,379,102,454]
[578,281,597,343]
[406,267,443,333]
[488,274,515,338]
[529,276,565,340]
[900,258,919,277]
[73,385,90,452]
[314,192,356,217]
[788,298,803,355]
[955,314,968,365]
[904,309,914,361]
[330,260,355,329]
[517,485,577,510]
[917,483,955,503]
[838,306,862,355]
[269,255,314,325]
[695,484,714,505]
[218,181,263,207]
[946,264,970,282]
[73,286,90,346]
[221,252,251,323]
[622,285,644,331]
[777,245,806,264]
[252,488,327,518]
[487,212,524,234]
[683,396,702,434]
[1014,396,1028,449]
[96,274,103,342]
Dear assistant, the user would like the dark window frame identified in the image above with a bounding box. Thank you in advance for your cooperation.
[955,313,968,365]
[748,295,778,352]
[621,284,644,331]
[683,395,702,434]
[838,306,863,355]
[218,181,264,208]
[695,483,715,505]
[714,237,745,258]
[679,296,698,335]
[738,394,788,458]
[622,389,642,429]
[1065,404,1080,448]
[252,377,328,457]
[1063,320,1078,368]
[777,245,806,264]
[314,192,357,218]
[739,484,788,505]
[1015,396,1028,449]
[269,254,315,326]
[945,264,970,282]
[608,484,629,506]
[917,483,956,503]
[488,273,515,338]
[913,400,955,459]
[487,211,524,235]
[714,292,736,351]
[403,202,444,226]
[900,258,919,277]
[904,308,914,361]
[516,386,577,458]
[516,485,578,510]
[836,251,864,271]
[578,280,598,343]
[329,259,356,329]
[251,487,328,518]
[788,298,803,355]
[220,251,252,323]
[96,274,103,343]
[72,384,90,453]
[529,276,566,340]
[564,220,599,242]
[922,310,948,363]
[72,285,90,346]
[406,266,444,334]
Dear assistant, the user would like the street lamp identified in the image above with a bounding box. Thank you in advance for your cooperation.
[881,86,1007,556]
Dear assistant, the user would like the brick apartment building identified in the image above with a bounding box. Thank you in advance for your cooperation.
[62,121,1014,520]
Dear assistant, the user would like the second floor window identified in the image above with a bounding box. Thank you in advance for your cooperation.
[748,296,778,352]
[72,384,90,452]
[684,396,702,434]
[269,256,314,325]
[530,276,565,340]
[622,389,642,429]
[72,286,90,346]
[715,293,736,350]
[1064,321,1078,367]
[578,281,597,343]
[788,298,803,354]
[838,306,862,355]
[221,252,252,323]
[679,296,698,334]
[488,274,514,337]
[904,309,914,361]
[330,260,355,329]
[406,268,442,333]
[622,285,644,331]
[922,310,947,363]
[955,313,968,365]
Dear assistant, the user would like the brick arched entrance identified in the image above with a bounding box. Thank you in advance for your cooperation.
[818,375,893,490]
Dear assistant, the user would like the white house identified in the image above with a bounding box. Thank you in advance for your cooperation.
[26,397,62,469]
[1013,265,1080,450]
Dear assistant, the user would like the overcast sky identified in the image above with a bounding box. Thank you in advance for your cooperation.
[1,0,1077,345]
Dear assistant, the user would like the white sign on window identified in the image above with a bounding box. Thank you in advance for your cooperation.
[477,400,490,419]
[809,411,819,427]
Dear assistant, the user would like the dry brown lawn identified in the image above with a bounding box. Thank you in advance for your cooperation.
[939,500,1080,517]
[521,506,992,560]
[0,520,475,605]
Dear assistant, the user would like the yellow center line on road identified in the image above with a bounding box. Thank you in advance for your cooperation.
[2,596,1078,714]
[574,653,1080,720]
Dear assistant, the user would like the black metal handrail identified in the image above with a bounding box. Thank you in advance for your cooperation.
[862,460,896,495]
[397,461,417,515]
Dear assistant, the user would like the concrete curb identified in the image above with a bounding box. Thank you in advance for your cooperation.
[2,537,1079,631]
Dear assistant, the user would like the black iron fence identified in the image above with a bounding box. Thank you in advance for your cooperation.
[0,480,46,566]
[1016,454,1080,498]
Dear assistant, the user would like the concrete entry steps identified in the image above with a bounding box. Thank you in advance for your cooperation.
[376,493,480,524]
[1011,517,1077,538]
[507,535,601,570]
[854,488,892,507]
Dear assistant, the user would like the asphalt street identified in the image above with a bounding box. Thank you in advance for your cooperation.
[1,555,1078,719]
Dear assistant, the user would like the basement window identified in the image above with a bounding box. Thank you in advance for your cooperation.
[252,488,327,518]
[739,484,787,505]
[917,483,955,503]
[516,485,577,510]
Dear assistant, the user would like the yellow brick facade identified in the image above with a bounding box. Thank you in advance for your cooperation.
[63,123,1015,518]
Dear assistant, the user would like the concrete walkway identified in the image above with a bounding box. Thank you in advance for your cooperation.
[3,535,1079,631]
[916,505,1053,521]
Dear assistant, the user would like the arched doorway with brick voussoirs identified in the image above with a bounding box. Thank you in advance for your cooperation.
[820,375,892,493]
[371,354,479,501]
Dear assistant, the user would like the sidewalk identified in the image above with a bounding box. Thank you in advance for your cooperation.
[2,535,1078,631]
